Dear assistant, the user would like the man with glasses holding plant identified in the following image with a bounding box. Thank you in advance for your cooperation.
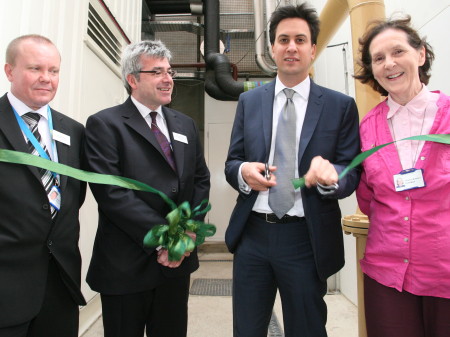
[84,40,210,337]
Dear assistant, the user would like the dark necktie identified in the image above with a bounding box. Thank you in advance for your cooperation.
[22,112,57,218]
[150,111,177,172]
[268,88,297,218]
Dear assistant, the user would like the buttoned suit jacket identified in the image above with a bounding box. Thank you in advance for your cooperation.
[85,97,210,295]
[225,80,360,280]
[0,93,86,327]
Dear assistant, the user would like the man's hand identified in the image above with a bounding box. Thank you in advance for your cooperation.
[157,231,197,268]
[304,156,338,188]
[241,162,277,191]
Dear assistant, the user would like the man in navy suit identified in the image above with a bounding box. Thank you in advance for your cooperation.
[84,40,210,337]
[225,4,360,337]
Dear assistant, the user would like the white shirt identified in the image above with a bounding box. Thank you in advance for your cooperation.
[8,92,58,161]
[239,76,311,217]
[130,96,171,142]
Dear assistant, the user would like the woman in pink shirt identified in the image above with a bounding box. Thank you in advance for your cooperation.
[354,16,450,337]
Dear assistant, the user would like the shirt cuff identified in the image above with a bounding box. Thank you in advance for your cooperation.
[238,162,252,194]
[316,182,339,196]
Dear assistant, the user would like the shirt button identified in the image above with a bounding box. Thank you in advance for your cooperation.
[404,238,409,242]
[420,156,425,160]
[48,240,53,246]
[171,187,177,193]
[404,217,409,221]
[42,204,49,210]
[404,259,409,263]
[405,197,410,201]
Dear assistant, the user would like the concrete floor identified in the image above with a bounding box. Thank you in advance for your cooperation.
[82,246,358,337]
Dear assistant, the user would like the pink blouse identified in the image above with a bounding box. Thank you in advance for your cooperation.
[357,90,450,299]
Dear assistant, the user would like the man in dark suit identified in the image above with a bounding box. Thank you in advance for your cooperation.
[0,35,86,337]
[225,4,360,337]
[84,40,210,337]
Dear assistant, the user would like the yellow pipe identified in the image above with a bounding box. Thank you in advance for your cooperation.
[316,0,350,57]
[316,1,386,337]
[347,0,385,119]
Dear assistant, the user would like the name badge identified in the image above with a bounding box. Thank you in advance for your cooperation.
[49,185,61,211]
[394,168,425,192]
[173,132,188,144]
[53,130,71,146]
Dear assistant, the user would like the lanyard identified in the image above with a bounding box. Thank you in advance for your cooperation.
[13,106,59,181]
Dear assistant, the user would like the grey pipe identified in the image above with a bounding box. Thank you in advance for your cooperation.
[253,0,277,75]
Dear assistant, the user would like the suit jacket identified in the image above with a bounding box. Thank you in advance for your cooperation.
[0,94,86,327]
[85,97,210,295]
[225,80,360,280]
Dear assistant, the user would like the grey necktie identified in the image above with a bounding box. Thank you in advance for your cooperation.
[269,88,297,219]
[22,112,57,218]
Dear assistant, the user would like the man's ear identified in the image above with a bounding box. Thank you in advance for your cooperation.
[4,63,13,82]
[126,73,137,90]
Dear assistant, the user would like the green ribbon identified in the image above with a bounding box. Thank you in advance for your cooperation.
[0,148,216,260]
[143,200,216,261]
[292,134,450,189]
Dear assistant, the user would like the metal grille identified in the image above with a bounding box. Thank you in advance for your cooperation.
[190,278,284,336]
[190,278,232,296]
[147,0,275,76]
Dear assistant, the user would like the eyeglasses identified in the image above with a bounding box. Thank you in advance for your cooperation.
[137,69,177,78]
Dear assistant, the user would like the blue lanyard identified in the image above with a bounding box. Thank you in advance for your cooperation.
[13,106,59,181]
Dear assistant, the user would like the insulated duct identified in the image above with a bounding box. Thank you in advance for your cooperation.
[145,0,203,15]
[253,0,277,75]
[203,0,244,101]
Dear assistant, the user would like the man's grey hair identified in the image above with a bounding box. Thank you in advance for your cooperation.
[121,40,172,95]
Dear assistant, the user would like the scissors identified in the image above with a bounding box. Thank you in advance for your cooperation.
[264,163,271,181]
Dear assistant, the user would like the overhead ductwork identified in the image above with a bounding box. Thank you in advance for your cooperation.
[145,0,203,15]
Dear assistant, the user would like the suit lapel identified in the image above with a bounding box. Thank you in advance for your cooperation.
[0,94,42,183]
[122,97,157,144]
[262,82,276,160]
[163,107,184,176]
[298,81,324,165]
[122,98,178,174]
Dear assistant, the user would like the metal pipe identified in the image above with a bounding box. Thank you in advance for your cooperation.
[253,0,277,76]
[264,0,275,62]
[203,0,244,100]
[171,62,239,80]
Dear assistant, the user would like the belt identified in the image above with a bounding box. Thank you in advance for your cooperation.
[251,211,304,224]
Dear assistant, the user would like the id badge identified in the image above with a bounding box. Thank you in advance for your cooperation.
[48,185,61,211]
[394,168,426,192]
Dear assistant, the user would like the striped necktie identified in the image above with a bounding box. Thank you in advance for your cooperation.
[22,112,57,218]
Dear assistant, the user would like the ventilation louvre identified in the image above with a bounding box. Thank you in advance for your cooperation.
[87,2,122,67]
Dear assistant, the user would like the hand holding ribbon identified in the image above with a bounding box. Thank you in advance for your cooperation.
[292,134,450,189]
[143,200,216,261]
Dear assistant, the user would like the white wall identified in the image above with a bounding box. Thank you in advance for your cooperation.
[204,94,239,241]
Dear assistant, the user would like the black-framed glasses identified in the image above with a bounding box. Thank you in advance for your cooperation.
[137,69,177,78]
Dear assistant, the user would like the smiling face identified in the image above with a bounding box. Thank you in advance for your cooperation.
[369,28,425,105]
[127,56,173,110]
[4,39,60,110]
[271,17,316,87]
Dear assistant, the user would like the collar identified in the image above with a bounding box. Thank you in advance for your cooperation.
[274,76,310,100]
[130,95,163,119]
[387,85,431,119]
[7,92,49,120]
